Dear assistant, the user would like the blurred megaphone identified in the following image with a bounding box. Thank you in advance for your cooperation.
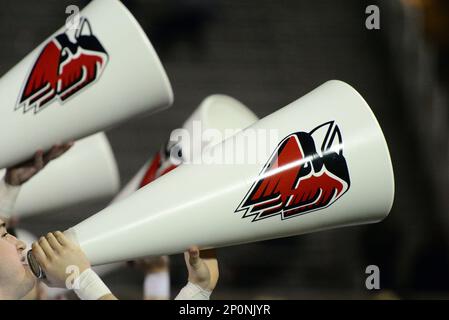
[113,94,259,202]
[0,0,173,168]
[0,132,120,218]
[31,80,394,269]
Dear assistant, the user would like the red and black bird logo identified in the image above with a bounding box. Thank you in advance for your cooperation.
[235,121,350,221]
[16,18,108,114]
[138,141,182,188]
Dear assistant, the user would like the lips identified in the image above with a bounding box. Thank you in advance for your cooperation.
[20,250,29,266]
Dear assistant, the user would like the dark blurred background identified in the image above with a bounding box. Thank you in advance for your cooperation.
[1,0,448,299]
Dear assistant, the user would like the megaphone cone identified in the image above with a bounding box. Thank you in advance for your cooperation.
[32,80,394,270]
[0,0,173,168]
[1,132,120,218]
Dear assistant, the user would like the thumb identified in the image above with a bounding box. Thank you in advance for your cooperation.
[188,246,201,269]
[34,150,45,170]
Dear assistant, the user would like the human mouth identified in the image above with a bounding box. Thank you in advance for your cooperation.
[20,250,29,266]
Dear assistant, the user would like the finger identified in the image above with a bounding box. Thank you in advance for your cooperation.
[38,236,55,259]
[183,251,190,266]
[31,242,48,266]
[55,142,74,158]
[188,246,201,269]
[42,145,60,164]
[46,232,62,251]
[54,231,69,247]
[22,167,38,180]
[45,142,73,161]
[65,141,75,150]
[34,150,45,170]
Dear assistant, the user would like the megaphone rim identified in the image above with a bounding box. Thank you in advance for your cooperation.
[110,0,174,108]
[184,94,259,132]
[328,79,395,219]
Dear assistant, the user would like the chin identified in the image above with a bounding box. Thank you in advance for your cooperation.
[17,265,37,298]
[24,265,36,284]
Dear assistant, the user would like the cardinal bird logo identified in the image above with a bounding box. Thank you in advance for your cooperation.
[235,121,350,221]
[16,18,108,114]
[138,141,181,188]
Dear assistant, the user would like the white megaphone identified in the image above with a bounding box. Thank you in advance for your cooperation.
[28,80,395,276]
[0,0,173,168]
[113,94,259,202]
[0,132,120,218]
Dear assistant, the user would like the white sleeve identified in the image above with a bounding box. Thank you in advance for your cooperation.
[175,282,212,300]
[143,271,170,299]
[0,178,21,219]
[72,268,112,300]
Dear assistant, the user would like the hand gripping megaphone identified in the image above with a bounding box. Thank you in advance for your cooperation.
[113,94,259,202]
[0,132,120,218]
[14,228,122,299]
[28,80,395,277]
[0,0,173,168]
